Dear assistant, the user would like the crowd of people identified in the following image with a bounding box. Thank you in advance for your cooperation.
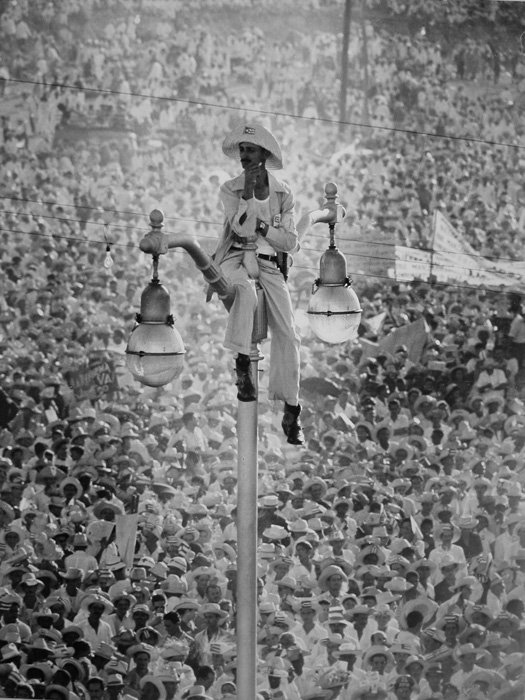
[1,1,525,700]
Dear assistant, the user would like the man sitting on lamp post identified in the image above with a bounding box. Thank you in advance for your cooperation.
[210,123,304,445]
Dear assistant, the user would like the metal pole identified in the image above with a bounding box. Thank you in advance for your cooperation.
[429,209,437,284]
[360,0,370,123]
[339,0,352,132]
[236,347,260,700]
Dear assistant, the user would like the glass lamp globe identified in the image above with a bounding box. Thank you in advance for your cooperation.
[125,277,186,387]
[308,284,361,344]
[308,244,362,344]
[126,322,185,387]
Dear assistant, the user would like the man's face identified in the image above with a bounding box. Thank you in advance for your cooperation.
[509,495,521,510]
[180,609,196,623]
[133,611,150,626]
[299,608,316,624]
[239,142,266,169]
[207,585,222,603]
[396,684,412,700]
[310,484,323,500]
[88,683,104,700]
[204,612,220,627]
[327,574,344,595]
[135,652,150,671]
[440,529,453,544]
[389,402,400,418]
[363,406,375,422]
[353,612,368,629]
[164,619,178,636]
[461,652,476,669]
[89,603,105,619]
[357,426,370,441]
[370,654,387,672]
[377,428,389,443]
[116,599,131,616]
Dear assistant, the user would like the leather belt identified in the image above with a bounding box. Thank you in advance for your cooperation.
[256,253,278,264]
[230,248,278,264]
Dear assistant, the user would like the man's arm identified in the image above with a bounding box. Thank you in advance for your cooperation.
[263,188,298,253]
[220,179,298,251]
[220,180,257,241]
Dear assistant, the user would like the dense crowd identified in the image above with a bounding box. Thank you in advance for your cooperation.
[1,1,525,700]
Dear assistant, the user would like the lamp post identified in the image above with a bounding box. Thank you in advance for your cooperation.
[125,209,261,700]
[125,185,361,700]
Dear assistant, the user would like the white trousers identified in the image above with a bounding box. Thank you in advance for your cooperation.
[221,249,301,405]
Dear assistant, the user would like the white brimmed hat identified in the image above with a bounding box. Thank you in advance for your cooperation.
[222,124,283,169]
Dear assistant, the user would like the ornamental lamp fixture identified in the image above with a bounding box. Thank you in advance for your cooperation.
[125,254,185,387]
[307,183,362,344]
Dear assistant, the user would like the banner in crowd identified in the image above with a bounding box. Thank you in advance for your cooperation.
[360,317,428,363]
[115,514,139,567]
[395,210,524,289]
[65,355,118,401]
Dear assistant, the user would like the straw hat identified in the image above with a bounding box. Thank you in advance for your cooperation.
[184,685,212,700]
[434,523,461,542]
[332,641,362,658]
[59,477,83,499]
[355,544,386,566]
[451,575,477,592]
[317,565,348,591]
[80,593,113,615]
[199,603,229,619]
[435,613,467,633]
[222,124,283,169]
[127,643,154,660]
[384,576,412,593]
[453,642,490,662]
[399,597,438,628]
[410,558,436,574]
[464,605,494,625]
[92,500,124,519]
[362,644,394,668]
[489,611,520,633]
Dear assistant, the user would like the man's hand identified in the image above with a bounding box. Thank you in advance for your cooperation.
[243,162,262,199]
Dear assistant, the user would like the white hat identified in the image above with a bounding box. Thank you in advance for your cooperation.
[222,124,283,169]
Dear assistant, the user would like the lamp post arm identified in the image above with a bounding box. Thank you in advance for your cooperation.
[297,205,339,237]
[140,210,235,309]
[297,182,346,239]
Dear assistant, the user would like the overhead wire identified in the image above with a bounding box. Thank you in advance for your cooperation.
[0,225,139,249]
[0,195,222,227]
[3,75,525,151]
[0,223,521,297]
[2,197,524,268]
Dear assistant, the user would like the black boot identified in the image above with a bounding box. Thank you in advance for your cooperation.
[235,354,256,402]
[282,402,305,445]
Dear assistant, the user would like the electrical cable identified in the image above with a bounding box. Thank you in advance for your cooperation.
[2,198,524,268]
[3,75,525,151]
[1,224,521,296]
